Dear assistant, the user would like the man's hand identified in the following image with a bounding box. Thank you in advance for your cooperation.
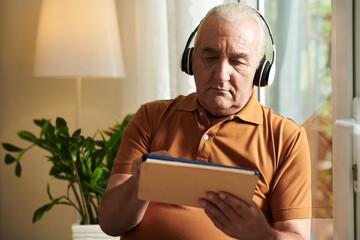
[199,191,275,240]
[199,191,310,240]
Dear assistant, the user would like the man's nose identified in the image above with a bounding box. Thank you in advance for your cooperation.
[214,59,231,82]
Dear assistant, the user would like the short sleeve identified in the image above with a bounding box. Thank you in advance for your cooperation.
[110,104,152,175]
[269,127,312,221]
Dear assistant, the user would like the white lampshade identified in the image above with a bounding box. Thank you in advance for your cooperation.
[34,0,125,78]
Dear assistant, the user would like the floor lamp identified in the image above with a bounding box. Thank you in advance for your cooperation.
[33,0,125,129]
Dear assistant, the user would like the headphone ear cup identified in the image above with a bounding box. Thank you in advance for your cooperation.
[254,60,271,87]
[181,47,194,75]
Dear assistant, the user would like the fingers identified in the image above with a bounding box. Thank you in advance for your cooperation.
[199,191,252,238]
[200,192,245,223]
[199,191,255,224]
[200,192,274,239]
[217,191,250,217]
[199,198,227,230]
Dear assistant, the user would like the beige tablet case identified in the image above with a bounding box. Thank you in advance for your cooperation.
[138,157,259,207]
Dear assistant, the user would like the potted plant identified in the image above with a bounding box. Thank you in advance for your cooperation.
[2,114,133,239]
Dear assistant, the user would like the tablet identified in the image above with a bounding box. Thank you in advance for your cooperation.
[137,153,259,207]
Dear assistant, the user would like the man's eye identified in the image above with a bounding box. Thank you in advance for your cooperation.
[230,59,244,65]
[203,57,218,64]
[206,56,218,60]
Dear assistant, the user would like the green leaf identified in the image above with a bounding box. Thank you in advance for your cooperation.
[98,129,106,143]
[57,126,70,138]
[40,120,55,139]
[121,114,134,127]
[71,149,78,162]
[32,196,72,222]
[56,118,70,139]
[49,138,69,146]
[4,154,16,164]
[81,160,88,176]
[17,150,24,159]
[53,174,75,181]
[72,129,81,138]
[49,165,75,181]
[55,117,67,128]
[83,181,105,195]
[2,143,23,152]
[41,143,61,155]
[47,184,53,200]
[34,119,44,127]
[33,202,53,223]
[34,119,48,128]
[106,131,121,149]
[91,167,103,185]
[17,131,37,142]
[15,162,22,177]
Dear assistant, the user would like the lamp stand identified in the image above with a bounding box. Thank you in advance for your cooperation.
[76,77,82,129]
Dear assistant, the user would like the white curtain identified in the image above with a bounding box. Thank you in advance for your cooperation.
[116,0,232,116]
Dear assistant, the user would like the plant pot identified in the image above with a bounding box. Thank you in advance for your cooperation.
[72,222,120,240]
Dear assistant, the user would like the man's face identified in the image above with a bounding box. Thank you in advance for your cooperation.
[192,15,262,117]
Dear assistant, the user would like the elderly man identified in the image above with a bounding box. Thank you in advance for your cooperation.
[99,3,311,240]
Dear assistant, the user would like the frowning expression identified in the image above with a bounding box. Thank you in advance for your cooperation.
[192,15,262,117]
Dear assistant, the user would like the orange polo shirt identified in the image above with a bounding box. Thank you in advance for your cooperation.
[111,91,312,240]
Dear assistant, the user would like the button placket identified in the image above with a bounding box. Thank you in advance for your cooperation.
[198,108,211,128]
[196,115,234,162]
[197,129,217,161]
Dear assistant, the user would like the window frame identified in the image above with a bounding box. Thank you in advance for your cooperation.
[256,0,357,238]
[332,0,356,238]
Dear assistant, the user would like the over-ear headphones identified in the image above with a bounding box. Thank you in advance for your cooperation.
[180,7,276,87]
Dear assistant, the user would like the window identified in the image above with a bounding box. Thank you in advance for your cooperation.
[261,0,333,239]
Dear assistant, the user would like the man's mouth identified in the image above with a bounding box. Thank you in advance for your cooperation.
[211,88,229,92]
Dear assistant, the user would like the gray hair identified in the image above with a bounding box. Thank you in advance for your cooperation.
[194,3,266,60]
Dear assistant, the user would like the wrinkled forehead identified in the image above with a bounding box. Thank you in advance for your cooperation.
[197,16,260,48]
[194,14,264,59]
[204,15,258,34]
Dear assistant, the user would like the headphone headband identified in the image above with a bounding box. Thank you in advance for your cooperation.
[181,5,276,87]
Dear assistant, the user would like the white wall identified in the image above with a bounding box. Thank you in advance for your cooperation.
[0,0,139,239]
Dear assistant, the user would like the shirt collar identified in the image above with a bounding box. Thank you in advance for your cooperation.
[177,92,199,111]
[234,90,263,125]
[177,90,263,125]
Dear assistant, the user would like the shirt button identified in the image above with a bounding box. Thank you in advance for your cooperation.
[199,110,204,116]
[203,134,209,141]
